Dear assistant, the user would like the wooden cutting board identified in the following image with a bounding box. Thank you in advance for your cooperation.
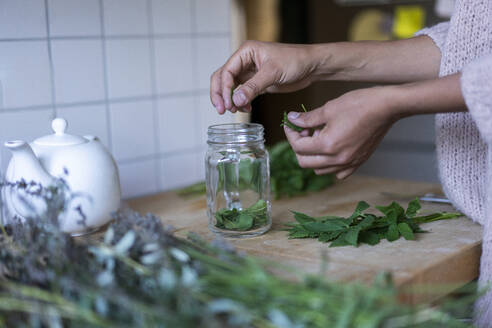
[127,175,483,304]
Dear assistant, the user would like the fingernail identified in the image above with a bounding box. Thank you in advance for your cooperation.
[288,111,300,119]
[233,91,247,107]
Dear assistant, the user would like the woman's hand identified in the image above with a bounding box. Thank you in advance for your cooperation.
[284,87,396,180]
[210,41,318,114]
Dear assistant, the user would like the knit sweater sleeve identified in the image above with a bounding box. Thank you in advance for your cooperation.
[414,21,450,54]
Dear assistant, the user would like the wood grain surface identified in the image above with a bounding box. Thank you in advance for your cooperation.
[127,175,483,304]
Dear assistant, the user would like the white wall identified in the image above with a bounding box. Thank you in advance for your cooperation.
[0,0,235,198]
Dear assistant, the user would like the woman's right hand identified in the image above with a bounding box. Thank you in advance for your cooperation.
[210,41,318,114]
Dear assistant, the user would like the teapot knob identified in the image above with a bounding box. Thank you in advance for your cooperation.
[52,118,68,135]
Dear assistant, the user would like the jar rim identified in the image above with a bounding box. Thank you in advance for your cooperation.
[208,123,263,134]
[207,123,264,144]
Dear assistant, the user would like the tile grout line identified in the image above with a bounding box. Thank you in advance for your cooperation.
[146,0,162,192]
[0,89,211,113]
[98,0,113,152]
[0,32,229,43]
[43,0,57,117]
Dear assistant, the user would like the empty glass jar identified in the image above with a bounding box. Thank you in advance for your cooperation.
[205,123,271,238]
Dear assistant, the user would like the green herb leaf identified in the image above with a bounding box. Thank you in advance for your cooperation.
[386,223,400,242]
[344,227,361,246]
[329,233,352,247]
[406,198,421,218]
[359,231,380,245]
[397,222,414,240]
[280,112,303,132]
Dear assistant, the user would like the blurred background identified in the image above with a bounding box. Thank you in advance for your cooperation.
[0,0,453,199]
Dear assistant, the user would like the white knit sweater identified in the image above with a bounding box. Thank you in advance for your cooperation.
[416,1,492,326]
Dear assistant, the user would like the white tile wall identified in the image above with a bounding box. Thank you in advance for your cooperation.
[110,100,156,161]
[103,0,149,36]
[48,0,101,37]
[105,39,153,99]
[118,159,159,198]
[57,104,110,147]
[160,152,200,190]
[0,41,52,108]
[154,38,193,94]
[51,40,105,103]
[157,96,197,153]
[151,0,192,34]
[0,0,47,39]
[195,0,230,33]
[0,0,234,199]
[195,37,231,90]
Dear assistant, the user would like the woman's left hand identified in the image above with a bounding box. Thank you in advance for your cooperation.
[284,87,397,180]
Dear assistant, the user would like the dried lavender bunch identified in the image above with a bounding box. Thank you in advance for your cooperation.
[0,180,476,327]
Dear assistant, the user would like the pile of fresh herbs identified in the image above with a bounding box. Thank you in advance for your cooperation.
[286,199,462,247]
[215,199,268,231]
[269,141,334,199]
[0,180,476,327]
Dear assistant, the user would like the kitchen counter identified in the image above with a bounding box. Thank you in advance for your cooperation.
[127,175,482,304]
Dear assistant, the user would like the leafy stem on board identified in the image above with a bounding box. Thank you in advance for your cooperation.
[285,199,462,247]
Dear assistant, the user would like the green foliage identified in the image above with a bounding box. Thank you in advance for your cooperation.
[179,141,335,199]
[0,181,476,327]
[215,199,268,231]
[285,199,462,247]
[270,141,334,199]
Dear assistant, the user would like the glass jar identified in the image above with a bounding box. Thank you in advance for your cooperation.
[205,123,271,238]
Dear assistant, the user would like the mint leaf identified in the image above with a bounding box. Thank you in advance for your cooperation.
[303,221,347,233]
[348,201,370,221]
[344,227,361,246]
[329,233,352,247]
[405,198,421,218]
[318,231,343,243]
[386,224,400,242]
[359,231,380,245]
[291,211,316,224]
[376,202,405,219]
[397,222,414,240]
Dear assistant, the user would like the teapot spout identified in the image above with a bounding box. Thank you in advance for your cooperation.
[4,140,54,186]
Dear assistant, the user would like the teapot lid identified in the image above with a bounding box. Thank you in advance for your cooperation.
[33,118,88,146]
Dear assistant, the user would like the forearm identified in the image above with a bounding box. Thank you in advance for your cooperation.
[385,73,466,119]
[308,36,441,84]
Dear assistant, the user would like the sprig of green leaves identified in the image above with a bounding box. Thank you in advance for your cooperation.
[285,199,462,247]
[215,199,268,231]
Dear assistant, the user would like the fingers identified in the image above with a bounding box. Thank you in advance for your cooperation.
[210,69,225,114]
[287,106,326,128]
[284,125,326,155]
[296,154,340,169]
[233,68,276,107]
[221,69,236,111]
[313,165,357,179]
[336,167,357,180]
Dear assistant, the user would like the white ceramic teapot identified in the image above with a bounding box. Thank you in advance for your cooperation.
[2,118,121,234]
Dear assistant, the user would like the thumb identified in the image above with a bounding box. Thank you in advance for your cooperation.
[288,107,325,128]
[233,69,275,107]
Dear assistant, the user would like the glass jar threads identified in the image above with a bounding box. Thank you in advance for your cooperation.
[205,123,271,238]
